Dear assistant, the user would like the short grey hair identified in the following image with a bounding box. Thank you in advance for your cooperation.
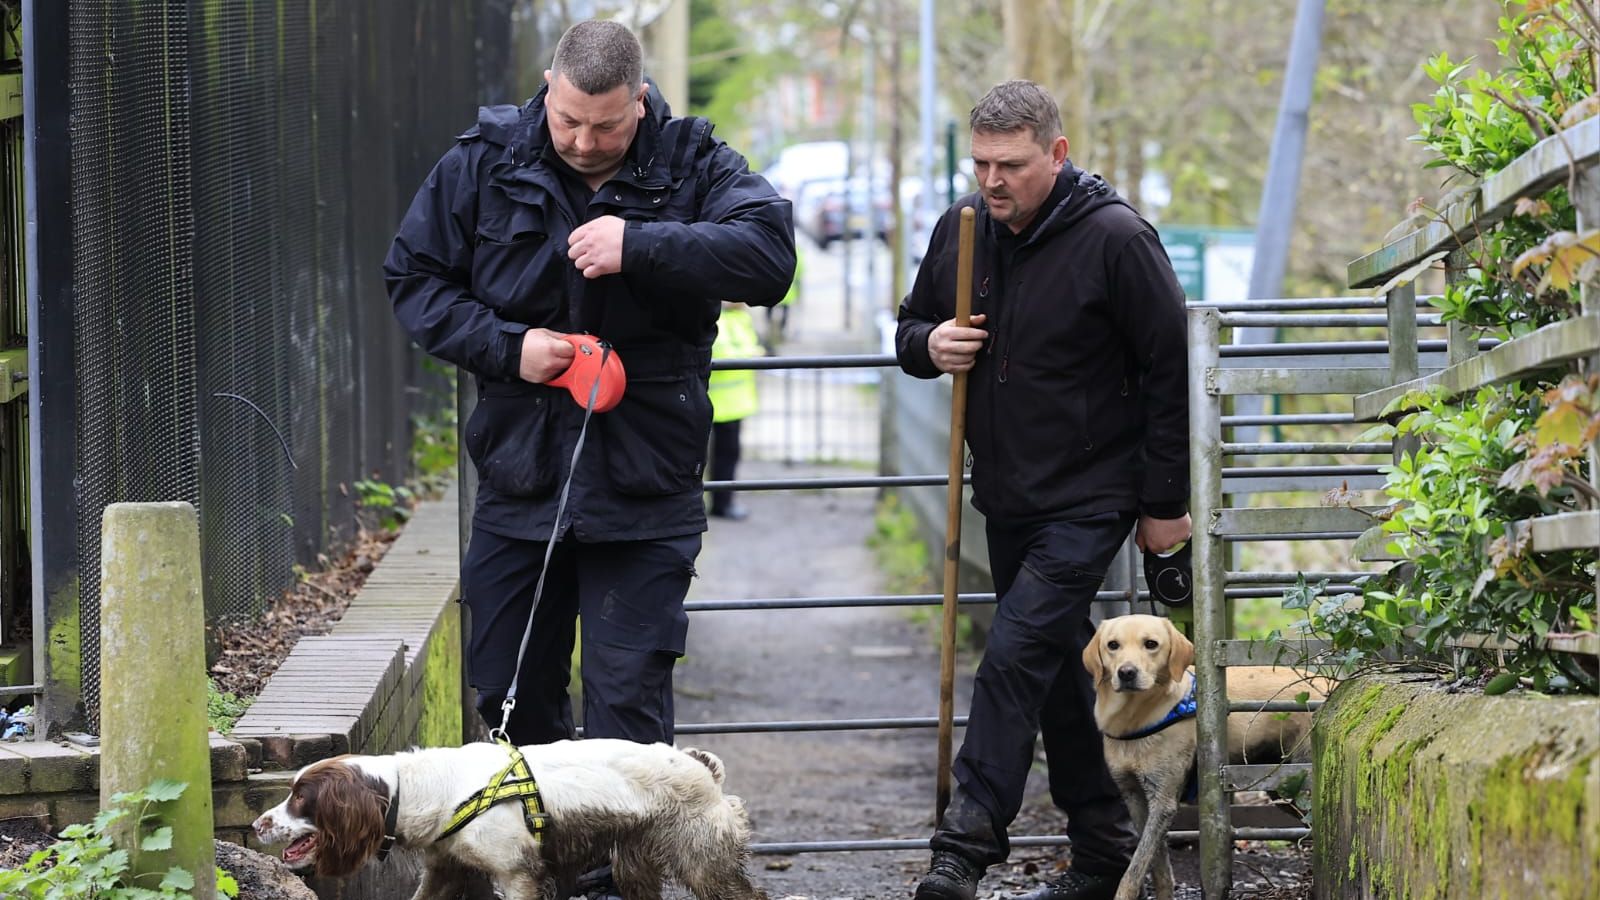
[550,20,643,95]
[969,80,1063,148]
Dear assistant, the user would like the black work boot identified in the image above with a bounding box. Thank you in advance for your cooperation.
[913,850,985,900]
[1012,868,1124,900]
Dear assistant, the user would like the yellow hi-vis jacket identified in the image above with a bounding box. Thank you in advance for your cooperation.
[710,306,762,423]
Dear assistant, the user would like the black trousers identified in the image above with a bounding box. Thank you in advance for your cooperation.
[460,527,701,745]
[708,419,742,514]
[932,511,1139,876]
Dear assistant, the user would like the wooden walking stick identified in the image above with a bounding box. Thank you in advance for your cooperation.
[936,205,977,823]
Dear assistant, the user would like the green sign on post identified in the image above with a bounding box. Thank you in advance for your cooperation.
[1157,226,1256,302]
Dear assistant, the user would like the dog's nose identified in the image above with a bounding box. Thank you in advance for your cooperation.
[1117,665,1139,684]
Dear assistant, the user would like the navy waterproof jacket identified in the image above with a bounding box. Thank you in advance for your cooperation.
[386,86,795,542]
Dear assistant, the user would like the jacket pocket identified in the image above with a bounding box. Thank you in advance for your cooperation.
[603,375,711,497]
[464,382,559,498]
[472,205,561,318]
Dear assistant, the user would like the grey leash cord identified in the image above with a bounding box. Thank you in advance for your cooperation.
[490,345,612,744]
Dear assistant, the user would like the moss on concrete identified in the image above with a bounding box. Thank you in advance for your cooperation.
[417,601,463,748]
[1314,673,1599,899]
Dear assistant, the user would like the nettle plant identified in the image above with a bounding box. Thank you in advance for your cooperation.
[0,781,239,900]
[1288,1,1599,692]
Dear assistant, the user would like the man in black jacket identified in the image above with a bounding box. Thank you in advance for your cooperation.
[896,80,1190,900]
[387,20,793,761]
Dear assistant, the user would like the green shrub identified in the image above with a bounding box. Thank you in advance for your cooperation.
[0,781,239,899]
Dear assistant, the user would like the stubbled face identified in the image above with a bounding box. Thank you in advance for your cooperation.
[544,71,645,180]
[1088,614,1194,693]
[970,127,1068,233]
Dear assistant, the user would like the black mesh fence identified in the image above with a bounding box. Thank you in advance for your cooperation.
[61,0,506,728]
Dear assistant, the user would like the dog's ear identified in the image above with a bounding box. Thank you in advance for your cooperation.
[1082,622,1106,684]
[1165,618,1195,684]
[306,763,389,878]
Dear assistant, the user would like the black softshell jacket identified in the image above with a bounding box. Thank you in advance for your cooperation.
[895,164,1188,523]
[387,86,796,541]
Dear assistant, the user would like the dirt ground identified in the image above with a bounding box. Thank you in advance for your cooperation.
[672,460,1312,900]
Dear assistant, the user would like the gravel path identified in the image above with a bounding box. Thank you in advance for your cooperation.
[668,460,1312,900]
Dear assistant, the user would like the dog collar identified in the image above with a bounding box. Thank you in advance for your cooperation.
[377,782,400,861]
[437,740,550,845]
[1107,674,1198,741]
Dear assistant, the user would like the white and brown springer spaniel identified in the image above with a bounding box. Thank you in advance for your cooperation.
[252,739,765,900]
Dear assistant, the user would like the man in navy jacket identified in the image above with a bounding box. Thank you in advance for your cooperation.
[387,20,794,758]
[897,80,1190,900]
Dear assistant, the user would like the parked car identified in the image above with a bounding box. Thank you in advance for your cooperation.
[765,141,848,202]
[805,177,893,249]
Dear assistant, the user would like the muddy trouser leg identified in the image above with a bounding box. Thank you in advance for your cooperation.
[575,534,702,744]
[461,528,580,745]
[931,512,1137,870]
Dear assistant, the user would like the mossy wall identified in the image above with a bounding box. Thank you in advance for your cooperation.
[418,599,463,748]
[1314,674,1599,899]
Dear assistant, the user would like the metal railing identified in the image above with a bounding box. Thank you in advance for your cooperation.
[683,327,1419,860]
[1185,118,1600,897]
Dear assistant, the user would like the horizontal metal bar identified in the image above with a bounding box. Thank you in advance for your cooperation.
[1221,465,1384,478]
[1223,413,1354,427]
[1350,121,1600,288]
[1354,316,1600,421]
[1225,586,1357,599]
[1227,700,1325,714]
[1191,296,1433,311]
[750,828,1308,855]
[1226,571,1373,584]
[1221,473,1388,495]
[0,683,41,699]
[1415,628,1600,657]
[687,593,996,612]
[1212,506,1381,537]
[1222,532,1363,542]
[1223,442,1391,455]
[1218,338,1495,359]
[1214,639,1335,667]
[1208,367,1393,395]
[705,473,969,491]
[690,588,1360,609]
[0,347,27,404]
[1218,313,1440,328]
[672,716,969,735]
[710,354,895,371]
[1223,763,1313,792]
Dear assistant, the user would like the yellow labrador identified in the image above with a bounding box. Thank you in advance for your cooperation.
[1082,614,1324,900]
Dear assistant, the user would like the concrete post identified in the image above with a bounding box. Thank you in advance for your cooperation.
[99,502,215,899]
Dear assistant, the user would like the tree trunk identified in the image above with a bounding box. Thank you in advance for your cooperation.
[1001,0,1088,161]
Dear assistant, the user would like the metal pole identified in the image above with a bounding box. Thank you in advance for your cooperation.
[23,0,82,739]
[945,120,958,206]
[1189,307,1233,897]
[1234,0,1325,442]
[863,21,878,339]
[919,0,937,226]
[936,207,976,822]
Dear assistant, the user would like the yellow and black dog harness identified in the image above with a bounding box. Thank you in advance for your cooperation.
[437,740,551,843]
